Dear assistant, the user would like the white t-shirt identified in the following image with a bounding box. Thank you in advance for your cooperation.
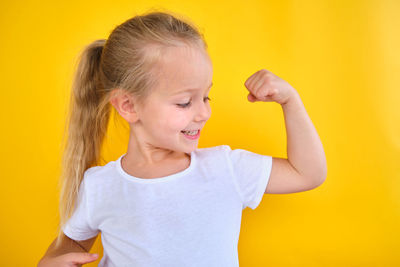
[62,145,273,267]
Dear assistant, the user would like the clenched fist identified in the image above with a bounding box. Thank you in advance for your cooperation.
[244,69,298,105]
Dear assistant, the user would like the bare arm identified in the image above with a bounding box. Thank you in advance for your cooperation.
[244,69,327,194]
[263,92,327,194]
[282,92,327,183]
[38,233,98,266]
[44,235,80,257]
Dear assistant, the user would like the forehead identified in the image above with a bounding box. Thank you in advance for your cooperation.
[170,82,213,96]
[154,45,213,96]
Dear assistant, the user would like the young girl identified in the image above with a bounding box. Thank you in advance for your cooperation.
[38,10,327,267]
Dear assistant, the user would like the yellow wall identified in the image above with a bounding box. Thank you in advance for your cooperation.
[0,0,398,266]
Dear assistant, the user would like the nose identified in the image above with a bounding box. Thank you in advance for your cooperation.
[194,101,211,122]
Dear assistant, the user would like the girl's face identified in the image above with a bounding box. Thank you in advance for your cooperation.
[133,44,213,154]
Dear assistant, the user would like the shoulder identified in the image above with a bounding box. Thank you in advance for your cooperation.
[196,145,231,153]
[82,159,118,187]
[193,145,240,171]
[196,145,260,159]
[195,145,231,159]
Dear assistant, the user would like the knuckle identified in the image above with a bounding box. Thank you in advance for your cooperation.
[255,90,264,98]
[262,72,270,79]
[256,79,264,88]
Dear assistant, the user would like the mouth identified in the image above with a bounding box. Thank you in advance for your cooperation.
[181,129,200,139]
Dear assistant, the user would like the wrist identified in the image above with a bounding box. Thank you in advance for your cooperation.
[282,92,302,110]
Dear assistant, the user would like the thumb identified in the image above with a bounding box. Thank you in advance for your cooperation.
[64,252,99,264]
[247,93,257,102]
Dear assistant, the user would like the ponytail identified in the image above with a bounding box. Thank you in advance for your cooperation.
[55,39,111,249]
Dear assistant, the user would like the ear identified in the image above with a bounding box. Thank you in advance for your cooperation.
[109,89,140,124]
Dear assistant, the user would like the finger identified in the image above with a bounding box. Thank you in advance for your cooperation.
[254,86,269,100]
[263,89,278,101]
[63,252,99,264]
[257,88,275,101]
[244,69,262,89]
[253,78,267,98]
[248,70,263,90]
[252,70,272,97]
[252,72,265,90]
[269,88,278,96]
[244,71,256,88]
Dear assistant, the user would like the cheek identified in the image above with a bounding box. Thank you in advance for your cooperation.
[155,108,189,131]
[170,112,189,130]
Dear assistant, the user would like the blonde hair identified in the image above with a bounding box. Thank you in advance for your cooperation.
[55,9,208,249]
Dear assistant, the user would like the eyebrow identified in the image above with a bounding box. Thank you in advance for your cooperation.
[171,82,213,95]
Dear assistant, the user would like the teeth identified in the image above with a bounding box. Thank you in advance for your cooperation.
[182,130,199,135]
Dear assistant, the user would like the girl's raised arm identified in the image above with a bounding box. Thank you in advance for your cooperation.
[244,69,327,194]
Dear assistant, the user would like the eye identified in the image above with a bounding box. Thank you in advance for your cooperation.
[176,97,211,108]
[177,100,191,108]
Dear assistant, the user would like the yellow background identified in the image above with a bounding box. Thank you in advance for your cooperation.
[0,0,399,266]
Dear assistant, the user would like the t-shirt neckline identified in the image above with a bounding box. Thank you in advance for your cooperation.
[115,150,196,184]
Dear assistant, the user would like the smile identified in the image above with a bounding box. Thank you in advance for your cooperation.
[181,129,200,139]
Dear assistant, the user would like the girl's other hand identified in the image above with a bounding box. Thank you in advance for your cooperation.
[244,69,298,105]
[37,252,98,267]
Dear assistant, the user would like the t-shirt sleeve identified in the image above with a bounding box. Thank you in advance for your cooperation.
[222,145,273,210]
[62,175,99,241]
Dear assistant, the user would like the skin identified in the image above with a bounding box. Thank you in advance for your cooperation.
[244,69,327,193]
[110,44,213,178]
